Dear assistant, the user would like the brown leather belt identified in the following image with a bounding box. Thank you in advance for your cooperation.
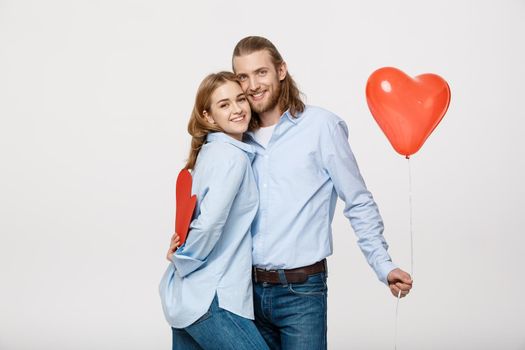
[252,259,327,284]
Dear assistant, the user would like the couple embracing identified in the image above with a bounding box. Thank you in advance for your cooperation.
[159,36,413,350]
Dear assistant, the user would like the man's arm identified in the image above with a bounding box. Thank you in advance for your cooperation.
[320,118,412,295]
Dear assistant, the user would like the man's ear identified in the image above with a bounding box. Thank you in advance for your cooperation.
[278,61,287,81]
[203,110,215,124]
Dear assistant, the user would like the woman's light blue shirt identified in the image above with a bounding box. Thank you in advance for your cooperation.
[159,132,258,329]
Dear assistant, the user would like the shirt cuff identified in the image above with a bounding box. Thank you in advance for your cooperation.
[172,253,206,278]
[376,260,397,285]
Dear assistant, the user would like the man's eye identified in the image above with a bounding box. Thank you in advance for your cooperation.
[238,75,247,81]
[258,70,267,76]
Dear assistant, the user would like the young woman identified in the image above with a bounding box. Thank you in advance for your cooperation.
[159,72,268,350]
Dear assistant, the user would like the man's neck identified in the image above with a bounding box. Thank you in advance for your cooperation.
[258,107,284,127]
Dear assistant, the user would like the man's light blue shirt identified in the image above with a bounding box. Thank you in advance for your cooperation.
[244,105,396,284]
[159,132,259,328]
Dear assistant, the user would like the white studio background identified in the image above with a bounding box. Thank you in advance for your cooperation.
[1,1,524,349]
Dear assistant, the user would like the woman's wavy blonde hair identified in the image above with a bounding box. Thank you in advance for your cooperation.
[184,71,240,170]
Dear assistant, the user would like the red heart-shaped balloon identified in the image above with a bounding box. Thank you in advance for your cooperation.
[366,67,451,157]
[175,169,197,246]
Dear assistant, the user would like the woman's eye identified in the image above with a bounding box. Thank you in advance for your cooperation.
[219,103,228,109]
[238,97,247,102]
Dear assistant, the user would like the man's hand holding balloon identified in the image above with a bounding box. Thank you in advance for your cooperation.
[387,268,413,298]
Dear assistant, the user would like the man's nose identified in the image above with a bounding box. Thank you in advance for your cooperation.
[248,76,259,91]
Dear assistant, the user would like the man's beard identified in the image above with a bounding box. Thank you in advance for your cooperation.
[251,84,281,114]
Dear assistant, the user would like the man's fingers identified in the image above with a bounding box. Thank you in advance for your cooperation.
[395,282,412,291]
[390,282,410,298]
[391,288,409,298]
[390,285,403,298]
[401,275,413,285]
[394,272,412,284]
[390,283,400,294]
[388,268,413,285]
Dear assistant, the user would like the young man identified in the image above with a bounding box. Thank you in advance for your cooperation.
[232,36,413,349]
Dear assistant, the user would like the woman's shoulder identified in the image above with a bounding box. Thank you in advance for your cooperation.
[204,140,248,159]
[196,140,250,170]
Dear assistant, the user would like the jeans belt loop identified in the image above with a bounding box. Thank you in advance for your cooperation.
[277,269,288,286]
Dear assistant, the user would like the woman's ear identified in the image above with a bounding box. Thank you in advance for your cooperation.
[203,110,215,124]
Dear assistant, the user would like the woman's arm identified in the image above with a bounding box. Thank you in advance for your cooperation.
[172,151,247,278]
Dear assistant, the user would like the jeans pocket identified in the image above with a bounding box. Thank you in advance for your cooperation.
[288,273,327,296]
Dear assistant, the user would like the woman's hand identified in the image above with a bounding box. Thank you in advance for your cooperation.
[166,233,181,262]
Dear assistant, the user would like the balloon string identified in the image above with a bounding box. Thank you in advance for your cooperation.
[395,157,414,350]
[394,290,401,350]
[408,157,414,277]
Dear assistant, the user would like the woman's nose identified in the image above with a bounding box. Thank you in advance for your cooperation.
[232,102,242,114]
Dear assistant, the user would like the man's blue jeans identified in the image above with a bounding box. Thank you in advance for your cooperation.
[171,295,269,350]
[253,271,328,350]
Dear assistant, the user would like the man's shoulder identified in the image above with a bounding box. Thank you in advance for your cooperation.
[301,105,346,129]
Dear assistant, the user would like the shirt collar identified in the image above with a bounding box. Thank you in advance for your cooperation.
[206,132,256,160]
[245,108,303,139]
[283,109,300,124]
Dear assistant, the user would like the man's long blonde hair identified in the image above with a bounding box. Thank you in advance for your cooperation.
[232,36,305,129]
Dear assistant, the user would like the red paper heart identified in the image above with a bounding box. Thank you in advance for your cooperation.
[175,169,197,246]
[366,67,451,157]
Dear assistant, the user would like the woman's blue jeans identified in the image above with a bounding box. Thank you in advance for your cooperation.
[171,295,269,350]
